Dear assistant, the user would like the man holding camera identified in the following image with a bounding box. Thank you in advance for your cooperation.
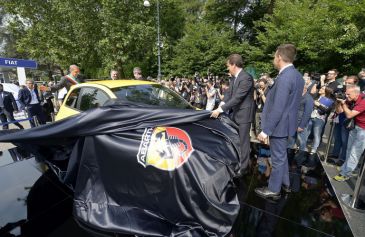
[205,80,217,111]
[334,84,365,181]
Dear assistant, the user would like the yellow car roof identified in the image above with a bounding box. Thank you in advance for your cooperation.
[85,79,157,89]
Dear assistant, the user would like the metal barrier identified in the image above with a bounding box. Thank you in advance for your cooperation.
[324,120,335,163]
[0,117,33,127]
[341,151,365,212]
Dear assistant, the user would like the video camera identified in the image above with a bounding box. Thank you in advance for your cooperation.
[333,85,346,100]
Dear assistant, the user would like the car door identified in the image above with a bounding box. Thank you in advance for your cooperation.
[56,86,112,121]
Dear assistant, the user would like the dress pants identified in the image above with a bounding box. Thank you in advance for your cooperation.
[268,136,289,193]
[0,108,24,129]
[238,122,251,173]
[27,103,46,127]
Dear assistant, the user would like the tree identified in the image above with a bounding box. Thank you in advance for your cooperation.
[0,0,186,79]
[249,0,365,74]
[166,22,243,76]
[204,0,273,41]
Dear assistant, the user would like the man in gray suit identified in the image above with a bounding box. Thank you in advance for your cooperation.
[255,44,304,200]
[211,54,255,175]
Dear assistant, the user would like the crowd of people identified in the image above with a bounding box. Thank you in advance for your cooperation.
[1,45,365,202]
[161,49,365,200]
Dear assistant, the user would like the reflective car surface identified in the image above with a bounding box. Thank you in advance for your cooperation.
[55,80,193,121]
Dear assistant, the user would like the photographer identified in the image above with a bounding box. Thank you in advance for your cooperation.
[329,76,358,166]
[254,77,269,112]
[305,86,335,156]
[205,80,217,111]
[217,80,230,103]
[358,68,365,92]
[334,85,365,181]
[179,80,191,101]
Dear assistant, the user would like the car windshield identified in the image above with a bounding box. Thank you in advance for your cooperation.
[111,84,193,109]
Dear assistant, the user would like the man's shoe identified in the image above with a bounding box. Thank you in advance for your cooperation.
[255,187,281,200]
[335,160,344,166]
[327,154,338,159]
[281,185,291,193]
[333,174,349,182]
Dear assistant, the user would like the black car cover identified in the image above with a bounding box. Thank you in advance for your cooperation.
[0,101,243,237]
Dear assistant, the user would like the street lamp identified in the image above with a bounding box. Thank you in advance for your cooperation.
[144,0,161,79]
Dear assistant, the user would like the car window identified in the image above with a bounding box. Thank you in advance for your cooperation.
[111,84,193,109]
[77,87,110,111]
[65,88,81,108]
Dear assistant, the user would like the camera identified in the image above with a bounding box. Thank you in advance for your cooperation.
[333,85,346,100]
[311,73,321,82]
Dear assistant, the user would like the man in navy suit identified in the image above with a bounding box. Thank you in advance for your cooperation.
[211,54,255,174]
[18,79,46,127]
[255,44,305,200]
[0,84,24,129]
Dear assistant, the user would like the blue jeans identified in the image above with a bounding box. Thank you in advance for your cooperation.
[307,118,325,153]
[340,126,365,176]
[331,123,350,161]
[287,126,310,151]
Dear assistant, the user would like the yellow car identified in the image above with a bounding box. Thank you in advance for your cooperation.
[55,80,193,121]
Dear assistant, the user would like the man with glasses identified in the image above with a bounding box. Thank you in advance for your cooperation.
[334,84,365,181]
[321,69,340,92]
[18,79,46,127]
[330,76,359,167]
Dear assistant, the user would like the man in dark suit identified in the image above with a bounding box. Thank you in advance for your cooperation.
[255,44,305,200]
[211,54,255,174]
[49,65,81,93]
[18,79,46,127]
[0,84,24,129]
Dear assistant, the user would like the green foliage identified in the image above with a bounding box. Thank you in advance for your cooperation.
[249,0,365,74]
[166,22,244,76]
[0,0,185,78]
[1,0,364,78]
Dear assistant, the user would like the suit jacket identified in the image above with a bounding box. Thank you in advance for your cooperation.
[261,65,305,137]
[1,91,18,112]
[222,70,255,124]
[50,75,80,92]
[18,87,41,108]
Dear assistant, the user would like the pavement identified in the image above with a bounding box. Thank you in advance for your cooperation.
[0,120,31,151]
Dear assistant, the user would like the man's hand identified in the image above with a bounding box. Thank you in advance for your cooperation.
[297,127,304,132]
[257,131,268,144]
[336,98,345,105]
[210,109,221,118]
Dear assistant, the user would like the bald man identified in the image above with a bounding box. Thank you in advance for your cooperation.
[50,65,81,93]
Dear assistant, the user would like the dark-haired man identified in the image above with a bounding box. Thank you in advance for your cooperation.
[0,84,24,129]
[255,44,304,200]
[322,69,340,92]
[211,54,255,175]
[18,79,46,127]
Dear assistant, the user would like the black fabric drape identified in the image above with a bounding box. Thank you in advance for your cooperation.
[0,101,243,237]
